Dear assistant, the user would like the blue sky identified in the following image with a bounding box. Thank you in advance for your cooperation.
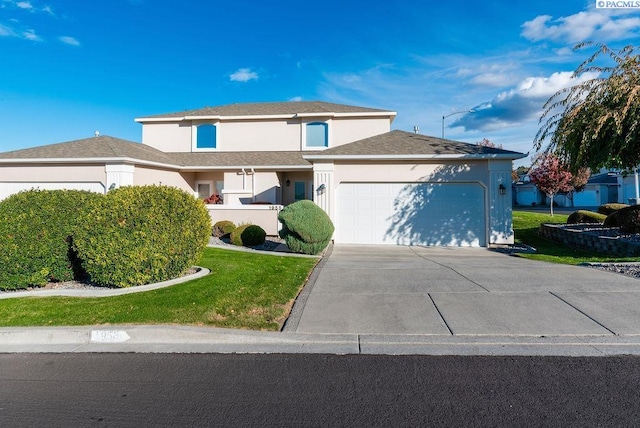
[1,0,639,166]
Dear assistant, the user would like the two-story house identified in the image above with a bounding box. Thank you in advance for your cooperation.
[0,101,525,246]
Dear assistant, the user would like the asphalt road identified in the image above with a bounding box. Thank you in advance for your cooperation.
[2,353,640,427]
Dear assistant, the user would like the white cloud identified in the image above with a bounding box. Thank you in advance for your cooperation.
[451,71,600,132]
[21,28,40,41]
[460,62,520,87]
[59,35,80,46]
[16,1,32,10]
[0,22,41,41]
[521,9,640,43]
[0,23,17,37]
[289,96,303,102]
[1,0,51,13]
[229,68,259,82]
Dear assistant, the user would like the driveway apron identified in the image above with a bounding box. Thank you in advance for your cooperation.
[289,245,640,336]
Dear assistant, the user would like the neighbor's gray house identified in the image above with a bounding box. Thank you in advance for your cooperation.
[0,101,525,246]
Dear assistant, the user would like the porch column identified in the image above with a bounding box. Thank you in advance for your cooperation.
[313,162,334,220]
[105,164,135,191]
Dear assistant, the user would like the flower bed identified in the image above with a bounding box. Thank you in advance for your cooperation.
[539,223,640,256]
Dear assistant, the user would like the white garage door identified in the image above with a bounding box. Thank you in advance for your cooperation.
[0,182,105,201]
[335,182,486,246]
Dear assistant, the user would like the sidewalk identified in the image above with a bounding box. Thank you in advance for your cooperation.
[3,244,640,356]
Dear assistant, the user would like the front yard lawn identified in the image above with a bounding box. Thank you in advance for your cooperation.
[0,247,318,330]
[513,210,640,265]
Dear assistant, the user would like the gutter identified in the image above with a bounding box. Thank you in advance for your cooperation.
[302,153,528,161]
[0,157,314,171]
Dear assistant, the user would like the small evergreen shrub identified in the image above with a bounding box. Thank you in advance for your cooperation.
[230,224,266,247]
[278,200,334,255]
[566,210,606,224]
[0,189,101,290]
[212,220,236,238]
[597,203,629,216]
[604,205,640,233]
[73,185,211,287]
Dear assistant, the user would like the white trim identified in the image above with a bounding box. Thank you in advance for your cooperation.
[195,180,214,199]
[191,122,220,152]
[220,189,253,194]
[179,165,312,171]
[0,157,182,170]
[135,111,396,123]
[205,204,282,210]
[105,163,135,189]
[303,153,526,161]
[0,158,313,171]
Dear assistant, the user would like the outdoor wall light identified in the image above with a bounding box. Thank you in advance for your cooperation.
[285,179,291,187]
[499,183,506,196]
[317,183,326,194]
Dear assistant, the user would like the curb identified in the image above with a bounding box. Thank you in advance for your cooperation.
[3,325,640,356]
[0,267,210,299]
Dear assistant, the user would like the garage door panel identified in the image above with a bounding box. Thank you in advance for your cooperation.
[336,182,485,247]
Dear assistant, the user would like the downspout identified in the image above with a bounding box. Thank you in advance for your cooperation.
[250,168,256,202]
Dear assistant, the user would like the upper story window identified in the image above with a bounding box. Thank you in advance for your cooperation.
[305,122,328,148]
[196,124,217,149]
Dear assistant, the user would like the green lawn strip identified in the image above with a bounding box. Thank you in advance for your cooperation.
[513,210,640,265]
[0,247,318,330]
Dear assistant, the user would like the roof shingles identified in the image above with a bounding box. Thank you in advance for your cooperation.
[139,101,393,119]
[311,130,525,157]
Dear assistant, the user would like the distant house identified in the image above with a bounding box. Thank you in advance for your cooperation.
[514,170,619,208]
[514,181,545,207]
[0,101,525,246]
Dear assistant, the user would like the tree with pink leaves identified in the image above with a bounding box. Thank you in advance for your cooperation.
[528,153,575,216]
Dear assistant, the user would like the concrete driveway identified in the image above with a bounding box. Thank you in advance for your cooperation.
[284,245,640,336]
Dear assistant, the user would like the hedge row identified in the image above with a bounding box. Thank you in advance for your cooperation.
[567,203,640,234]
[212,220,266,247]
[0,190,102,289]
[0,186,211,290]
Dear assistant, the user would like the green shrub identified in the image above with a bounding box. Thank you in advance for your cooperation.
[278,200,334,255]
[597,203,629,216]
[566,210,606,224]
[73,185,211,288]
[212,220,236,238]
[604,205,640,233]
[230,224,266,247]
[0,189,102,290]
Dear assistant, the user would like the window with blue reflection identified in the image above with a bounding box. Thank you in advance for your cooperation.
[306,122,328,147]
[294,181,306,200]
[197,124,216,149]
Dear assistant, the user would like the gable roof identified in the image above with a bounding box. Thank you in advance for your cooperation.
[303,130,526,161]
[136,101,396,121]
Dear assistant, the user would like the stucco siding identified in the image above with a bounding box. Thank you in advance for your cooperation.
[142,122,192,152]
[133,166,193,193]
[332,161,490,184]
[140,115,392,154]
[0,164,105,182]
[330,117,391,147]
[218,120,300,151]
[326,159,514,245]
